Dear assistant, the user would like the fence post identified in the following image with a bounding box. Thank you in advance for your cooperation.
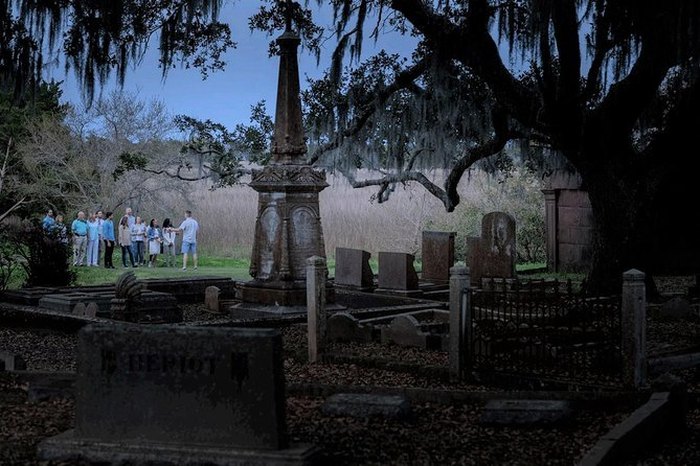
[306,256,327,364]
[449,265,470,380]
[621,268,647,389]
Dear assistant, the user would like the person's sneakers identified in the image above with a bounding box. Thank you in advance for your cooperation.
[182,267,187,271]
[193,266,198,270]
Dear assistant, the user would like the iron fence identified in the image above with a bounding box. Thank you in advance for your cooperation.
[465,278,622,385]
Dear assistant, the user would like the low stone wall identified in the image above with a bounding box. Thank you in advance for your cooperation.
[577,391,685,466]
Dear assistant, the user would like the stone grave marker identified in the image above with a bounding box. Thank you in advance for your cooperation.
[327,313,376,343]
[0,351,27,371]
[38,324,319,465]
[377,252,420,295]
[84,302,98,318]
[659,296,692,319]
[321,393,412,420]
[205,285,221,312]
[467,212,516,283]
[71,302,86,316]
[334,247,374,290]
[480,399,572,426]
[421,231,455,283]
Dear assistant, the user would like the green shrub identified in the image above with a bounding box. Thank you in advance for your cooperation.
[4,219,75,288]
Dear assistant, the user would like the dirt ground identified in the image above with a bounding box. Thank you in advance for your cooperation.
[0,275,698,465]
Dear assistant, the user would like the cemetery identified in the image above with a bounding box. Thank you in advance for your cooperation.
[2,1,700,465]
[1,236,700,464]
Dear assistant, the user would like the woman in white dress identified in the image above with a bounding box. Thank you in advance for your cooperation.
[161,218,177,267]
[147,218,162,267]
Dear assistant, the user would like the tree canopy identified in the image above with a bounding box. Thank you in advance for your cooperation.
[3,0,700,294]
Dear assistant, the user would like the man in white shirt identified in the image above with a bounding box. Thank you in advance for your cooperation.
[171,210,200,270]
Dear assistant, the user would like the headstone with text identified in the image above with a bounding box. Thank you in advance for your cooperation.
[467,212,516,284]
[38,324,319,465]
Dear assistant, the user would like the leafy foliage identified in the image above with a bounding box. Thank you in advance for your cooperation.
[2,218,75,288]
[3,0,235,103]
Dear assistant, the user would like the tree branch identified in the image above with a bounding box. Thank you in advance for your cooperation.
[0,197,27,224]
[390,0,541,129]
[596,9,679,136]
[583,0,612,102]
[308,57,431,164]
[339,166,450,207]
[551,0,581,113]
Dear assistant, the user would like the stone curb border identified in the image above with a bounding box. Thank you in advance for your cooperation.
[648,351,700,376]
[287,382,647,408]
[577,391,684,466]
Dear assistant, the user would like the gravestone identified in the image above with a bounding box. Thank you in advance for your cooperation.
[659,296,692,319]
[327,313,376,343]
[334,247,374,290]
[480,399,572,426]
[321,393,412,420]
[38,324,319,465]
[205,285,221,312]
[84,302,98,318]
[71,302,86,316]
[467,212,516,283]
[40,292,112,315]
[421,231,455,283]
[111,272,181,323]
[377,252,420,295]
[0,351,27,371]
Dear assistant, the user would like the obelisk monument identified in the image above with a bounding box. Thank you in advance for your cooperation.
[239,5,329,307]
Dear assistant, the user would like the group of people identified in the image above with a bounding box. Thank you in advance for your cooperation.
[42,208,200,271]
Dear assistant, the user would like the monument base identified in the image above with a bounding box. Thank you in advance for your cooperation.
[38,430,322,466]
[230,302,346,320]
[373,288,424,298]
[238,280,336,307]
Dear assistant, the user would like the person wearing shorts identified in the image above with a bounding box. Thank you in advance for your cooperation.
[171,210,199,270]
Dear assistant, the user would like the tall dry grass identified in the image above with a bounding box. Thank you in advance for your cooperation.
[187,168,545,263]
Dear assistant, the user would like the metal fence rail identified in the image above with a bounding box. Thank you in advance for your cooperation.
[466,278,622,384]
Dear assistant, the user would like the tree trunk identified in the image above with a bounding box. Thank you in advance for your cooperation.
[578,140,659,298]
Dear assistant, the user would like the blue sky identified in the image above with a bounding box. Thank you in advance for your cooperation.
[51,3,416,131]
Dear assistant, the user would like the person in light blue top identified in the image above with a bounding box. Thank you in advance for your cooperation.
[130,216,147,265]
[102,211,116,269]
[170,210,199,270]
[71,211,88,266]
[42,209,55,231]
[86,213,101,266]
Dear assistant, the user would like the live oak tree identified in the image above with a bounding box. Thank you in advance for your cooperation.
[3,1,699,294]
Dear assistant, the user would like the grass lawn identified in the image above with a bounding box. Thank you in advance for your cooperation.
[71,255,252,286]
[7,255,565,289]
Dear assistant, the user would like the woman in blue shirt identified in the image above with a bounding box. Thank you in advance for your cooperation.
[102,212,116,269]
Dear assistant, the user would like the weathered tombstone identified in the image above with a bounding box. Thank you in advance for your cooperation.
[0,351,27,371]
[307,256,327,363]
[71,302,86,316]
[327,313,375,343]
[111,272,181,323]
[321,393,412,420]
[467,212,516,284]
[480,399,572,426]
[659,296,692,319]
[84,302,98,318]
[334,247,374,290]
[205,285,221,313]
[421,231,455,283]
[377,252,420,295]
[38,324,319,465]
[382,315,426,348]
